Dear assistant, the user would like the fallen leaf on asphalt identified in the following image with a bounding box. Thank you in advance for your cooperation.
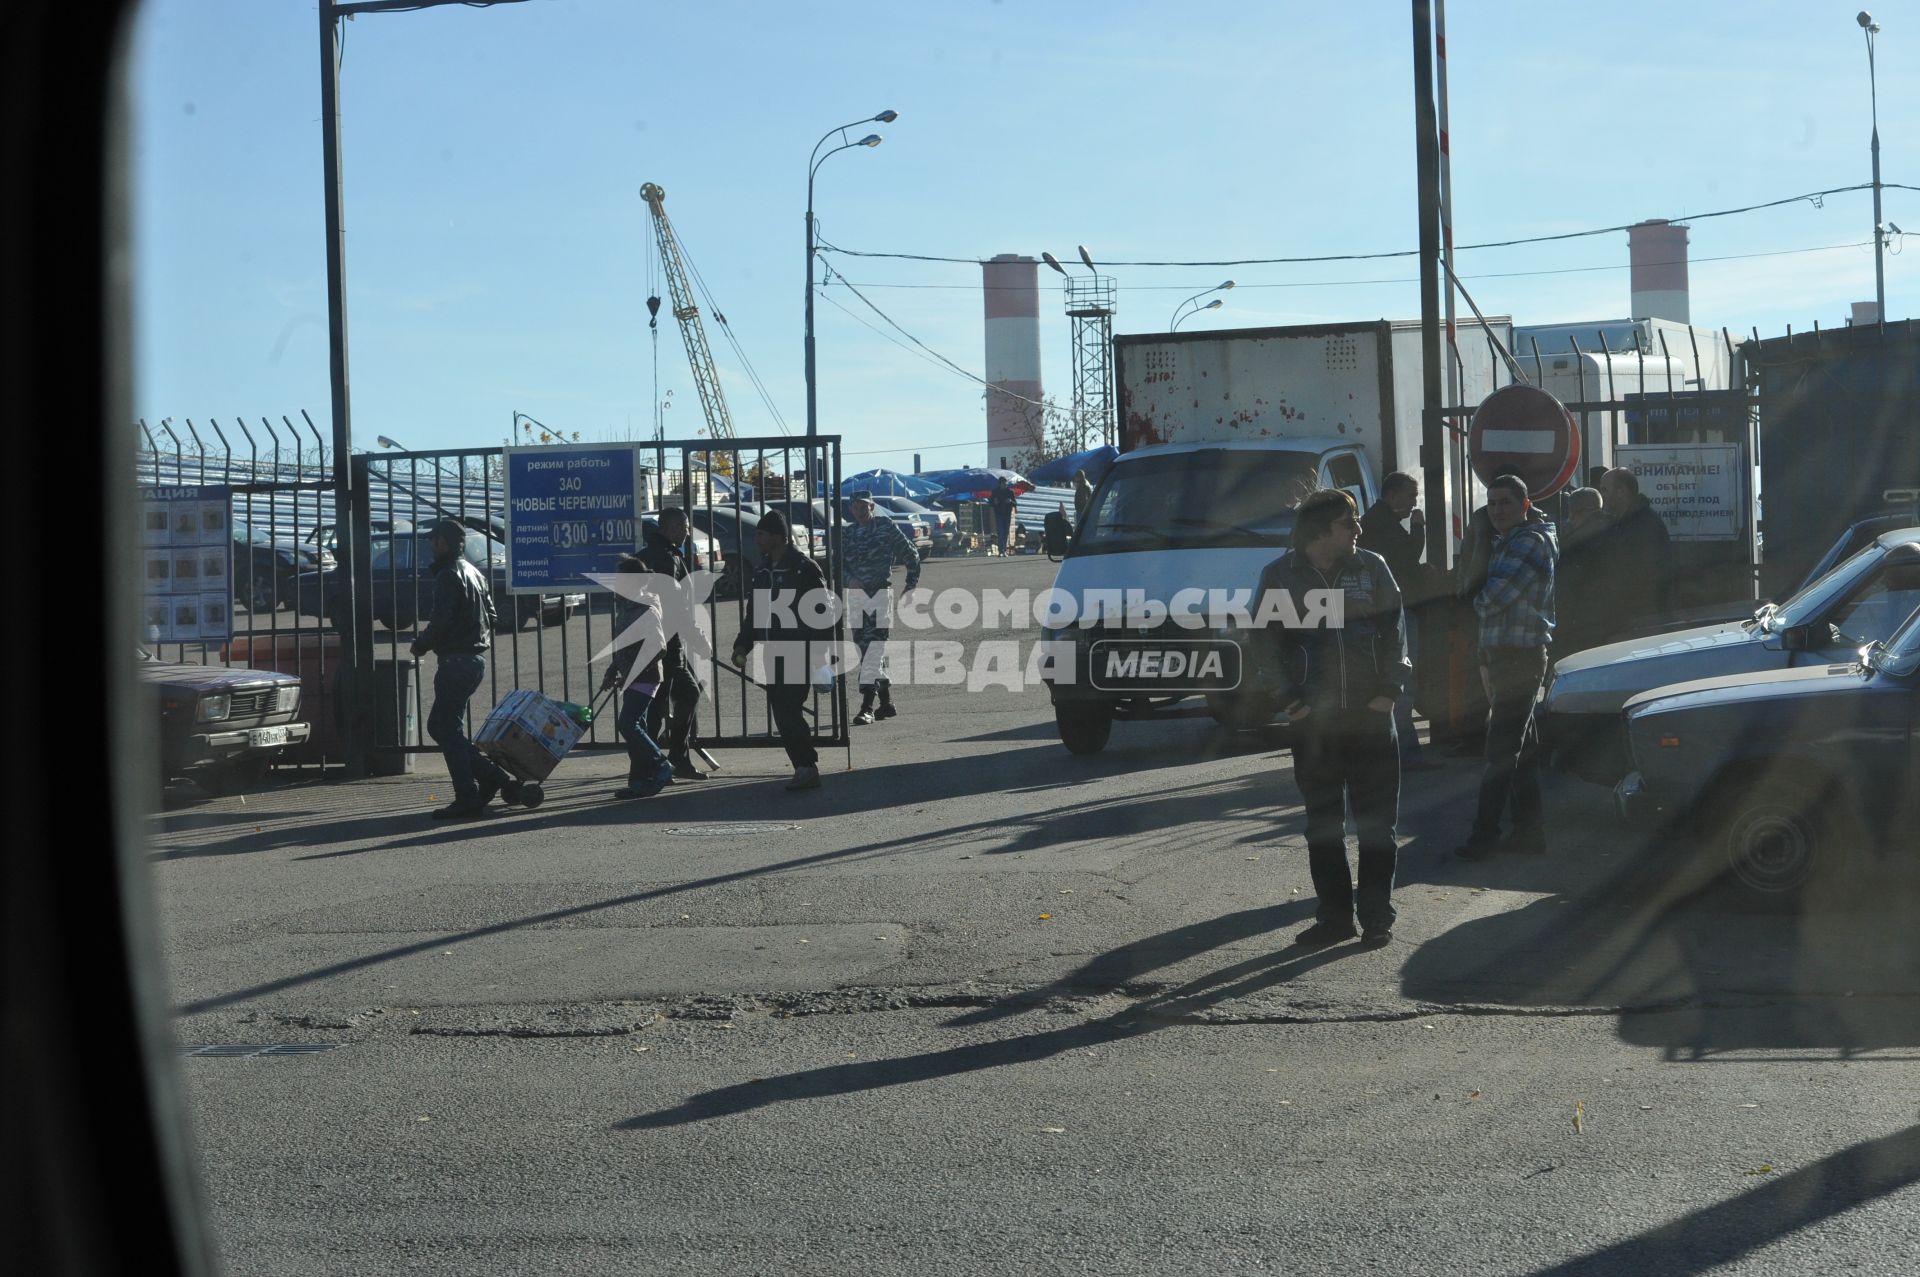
[1468,1091,1481,1100]
[1742,1164,1775,1176]
[1038,913,1052,920]
[633,1046,650,1053]
[1060,890,1073,895]
[1574,1100,1585,1135]
[254,826,262,833]
[680,914,691,920]
[417,1116,431,1123]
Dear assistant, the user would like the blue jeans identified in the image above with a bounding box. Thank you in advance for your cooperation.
[617,685,667,781]
[427,654,512,804]
[1291,707,1401,931]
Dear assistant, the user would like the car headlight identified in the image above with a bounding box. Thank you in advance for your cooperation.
[197,692,231,723]
[275,685,301,714]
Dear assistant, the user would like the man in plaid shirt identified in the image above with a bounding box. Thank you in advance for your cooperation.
[1457,474,1558,860]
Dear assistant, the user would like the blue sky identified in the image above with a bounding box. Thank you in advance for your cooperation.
[131,1,1913,472]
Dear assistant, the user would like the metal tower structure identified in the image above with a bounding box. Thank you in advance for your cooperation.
[639,182,735,440]
[1064,275,1117,449]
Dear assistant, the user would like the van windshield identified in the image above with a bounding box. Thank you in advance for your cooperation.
[1074,448,1320,555]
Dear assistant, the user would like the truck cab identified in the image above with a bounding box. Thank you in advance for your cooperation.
[1042,438,1377,753]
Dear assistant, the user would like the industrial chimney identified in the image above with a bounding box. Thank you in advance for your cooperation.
[1628,220,1690,323]
[982,254,1043,467]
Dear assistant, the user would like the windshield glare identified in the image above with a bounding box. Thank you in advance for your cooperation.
[1772,542,1889,628]
[1076,450,1317,553]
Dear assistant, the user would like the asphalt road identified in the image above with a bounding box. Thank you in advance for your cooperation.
[149,552,1920,1275]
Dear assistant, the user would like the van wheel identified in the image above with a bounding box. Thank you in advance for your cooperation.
[1055,703,1112,755]
[1702,772,1848,907]
[1207,692,1275,731]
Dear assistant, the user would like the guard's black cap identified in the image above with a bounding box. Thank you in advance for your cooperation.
[851,489,874,503]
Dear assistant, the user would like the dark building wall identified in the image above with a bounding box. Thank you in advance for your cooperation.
[1748,321,1920,599]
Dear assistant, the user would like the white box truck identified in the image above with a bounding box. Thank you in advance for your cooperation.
[1041,318,1509,754]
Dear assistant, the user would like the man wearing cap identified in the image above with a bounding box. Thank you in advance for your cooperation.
[410,517,521,819]
[731,509,835,791]
[636,506,704,779]
[840,489,922,725]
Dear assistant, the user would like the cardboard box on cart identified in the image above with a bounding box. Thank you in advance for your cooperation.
[475,688,585,782]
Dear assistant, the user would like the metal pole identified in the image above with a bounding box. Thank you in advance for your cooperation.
[318,1,374,774]
[1413,0,1445,577]
[1867,23,1886,322]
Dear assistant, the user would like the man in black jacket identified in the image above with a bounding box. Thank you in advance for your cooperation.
[410,518,520,819]
[637,507,704,779]
[1596,467,1672,638]
[731,510,836,791]
[1259,489,1410,947]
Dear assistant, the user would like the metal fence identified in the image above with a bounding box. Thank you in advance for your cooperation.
[140,421,850,776]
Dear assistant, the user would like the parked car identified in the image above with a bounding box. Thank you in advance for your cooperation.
[874,494,957,553]
[1613,602,1920,903]
[292,526,583,632]
[140,648,311,794]
[1542,529,1920,785]
[232,518,334,614]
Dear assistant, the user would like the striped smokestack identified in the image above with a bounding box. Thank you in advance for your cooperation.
[982,254,1043,466]
[1629,220,1690,323]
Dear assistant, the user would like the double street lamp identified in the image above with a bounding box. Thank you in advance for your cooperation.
[1171,280,1234,330]
[805,110,896,447]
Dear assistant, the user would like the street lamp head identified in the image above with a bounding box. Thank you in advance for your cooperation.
[1042,252,1069,276]
[1219,280,1236,291]
[1858,11,1875,29]
[858,134,883,147]
[873,109,899,123]
[1202,299,1223,311]
[1077,245,1097,273]
[376,435,403,449]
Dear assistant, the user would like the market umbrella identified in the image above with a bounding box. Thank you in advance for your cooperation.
[840,468,941,499]
[1027,445,1118,486]
[921,467,1033,500]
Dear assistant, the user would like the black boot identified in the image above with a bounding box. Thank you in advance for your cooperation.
[875,685,897,720]
[853,689,876,726]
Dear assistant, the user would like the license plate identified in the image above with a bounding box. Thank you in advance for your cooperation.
[1089,640,1241,692]
[248,726,290,748]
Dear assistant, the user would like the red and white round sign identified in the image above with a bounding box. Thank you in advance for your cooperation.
[1468,384,1580,499]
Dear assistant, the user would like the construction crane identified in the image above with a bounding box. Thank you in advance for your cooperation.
[640,182,736,441]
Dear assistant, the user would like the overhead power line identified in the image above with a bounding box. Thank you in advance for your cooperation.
[817,182,1907,268]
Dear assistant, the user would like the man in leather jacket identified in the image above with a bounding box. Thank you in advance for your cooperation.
[1257,489,1410,947]
[410,518,520,819]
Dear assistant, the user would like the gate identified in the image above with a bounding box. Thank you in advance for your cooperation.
[141,422,849,775]
[360,434,849,766]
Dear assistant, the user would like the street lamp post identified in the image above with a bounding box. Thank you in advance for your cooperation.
[1172,299,1224,330]
[1859,11,1887,322]
[1169,280,1235,330]
[805,111,895,448]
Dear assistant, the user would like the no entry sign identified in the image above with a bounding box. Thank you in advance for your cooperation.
[1469,384,1580,499]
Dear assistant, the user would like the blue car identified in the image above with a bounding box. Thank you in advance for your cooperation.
[1614,603,1920,902]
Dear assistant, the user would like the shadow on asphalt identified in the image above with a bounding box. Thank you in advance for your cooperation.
[618,904,1356,1132]
[1400,776,1920,1058]
[1519,1124,1920,1277]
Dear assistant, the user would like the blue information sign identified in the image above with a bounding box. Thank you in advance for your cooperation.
[503,445,644,592]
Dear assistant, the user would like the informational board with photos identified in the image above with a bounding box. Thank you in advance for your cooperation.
[142,485,233,642]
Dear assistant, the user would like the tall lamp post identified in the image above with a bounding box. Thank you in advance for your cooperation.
[1858,11,1887,322]
[805,111,895,445]
[1170,280,1235,330]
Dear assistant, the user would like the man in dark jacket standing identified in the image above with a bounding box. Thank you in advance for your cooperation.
[1259,489,1410,948]
[1551,487,1611,661]
[636,507,704,779]
[731,510,836,791]
[1360,471,1430,768]
[840,490,922,724]
[1597,467,1671,638]
[410,518,520,819]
